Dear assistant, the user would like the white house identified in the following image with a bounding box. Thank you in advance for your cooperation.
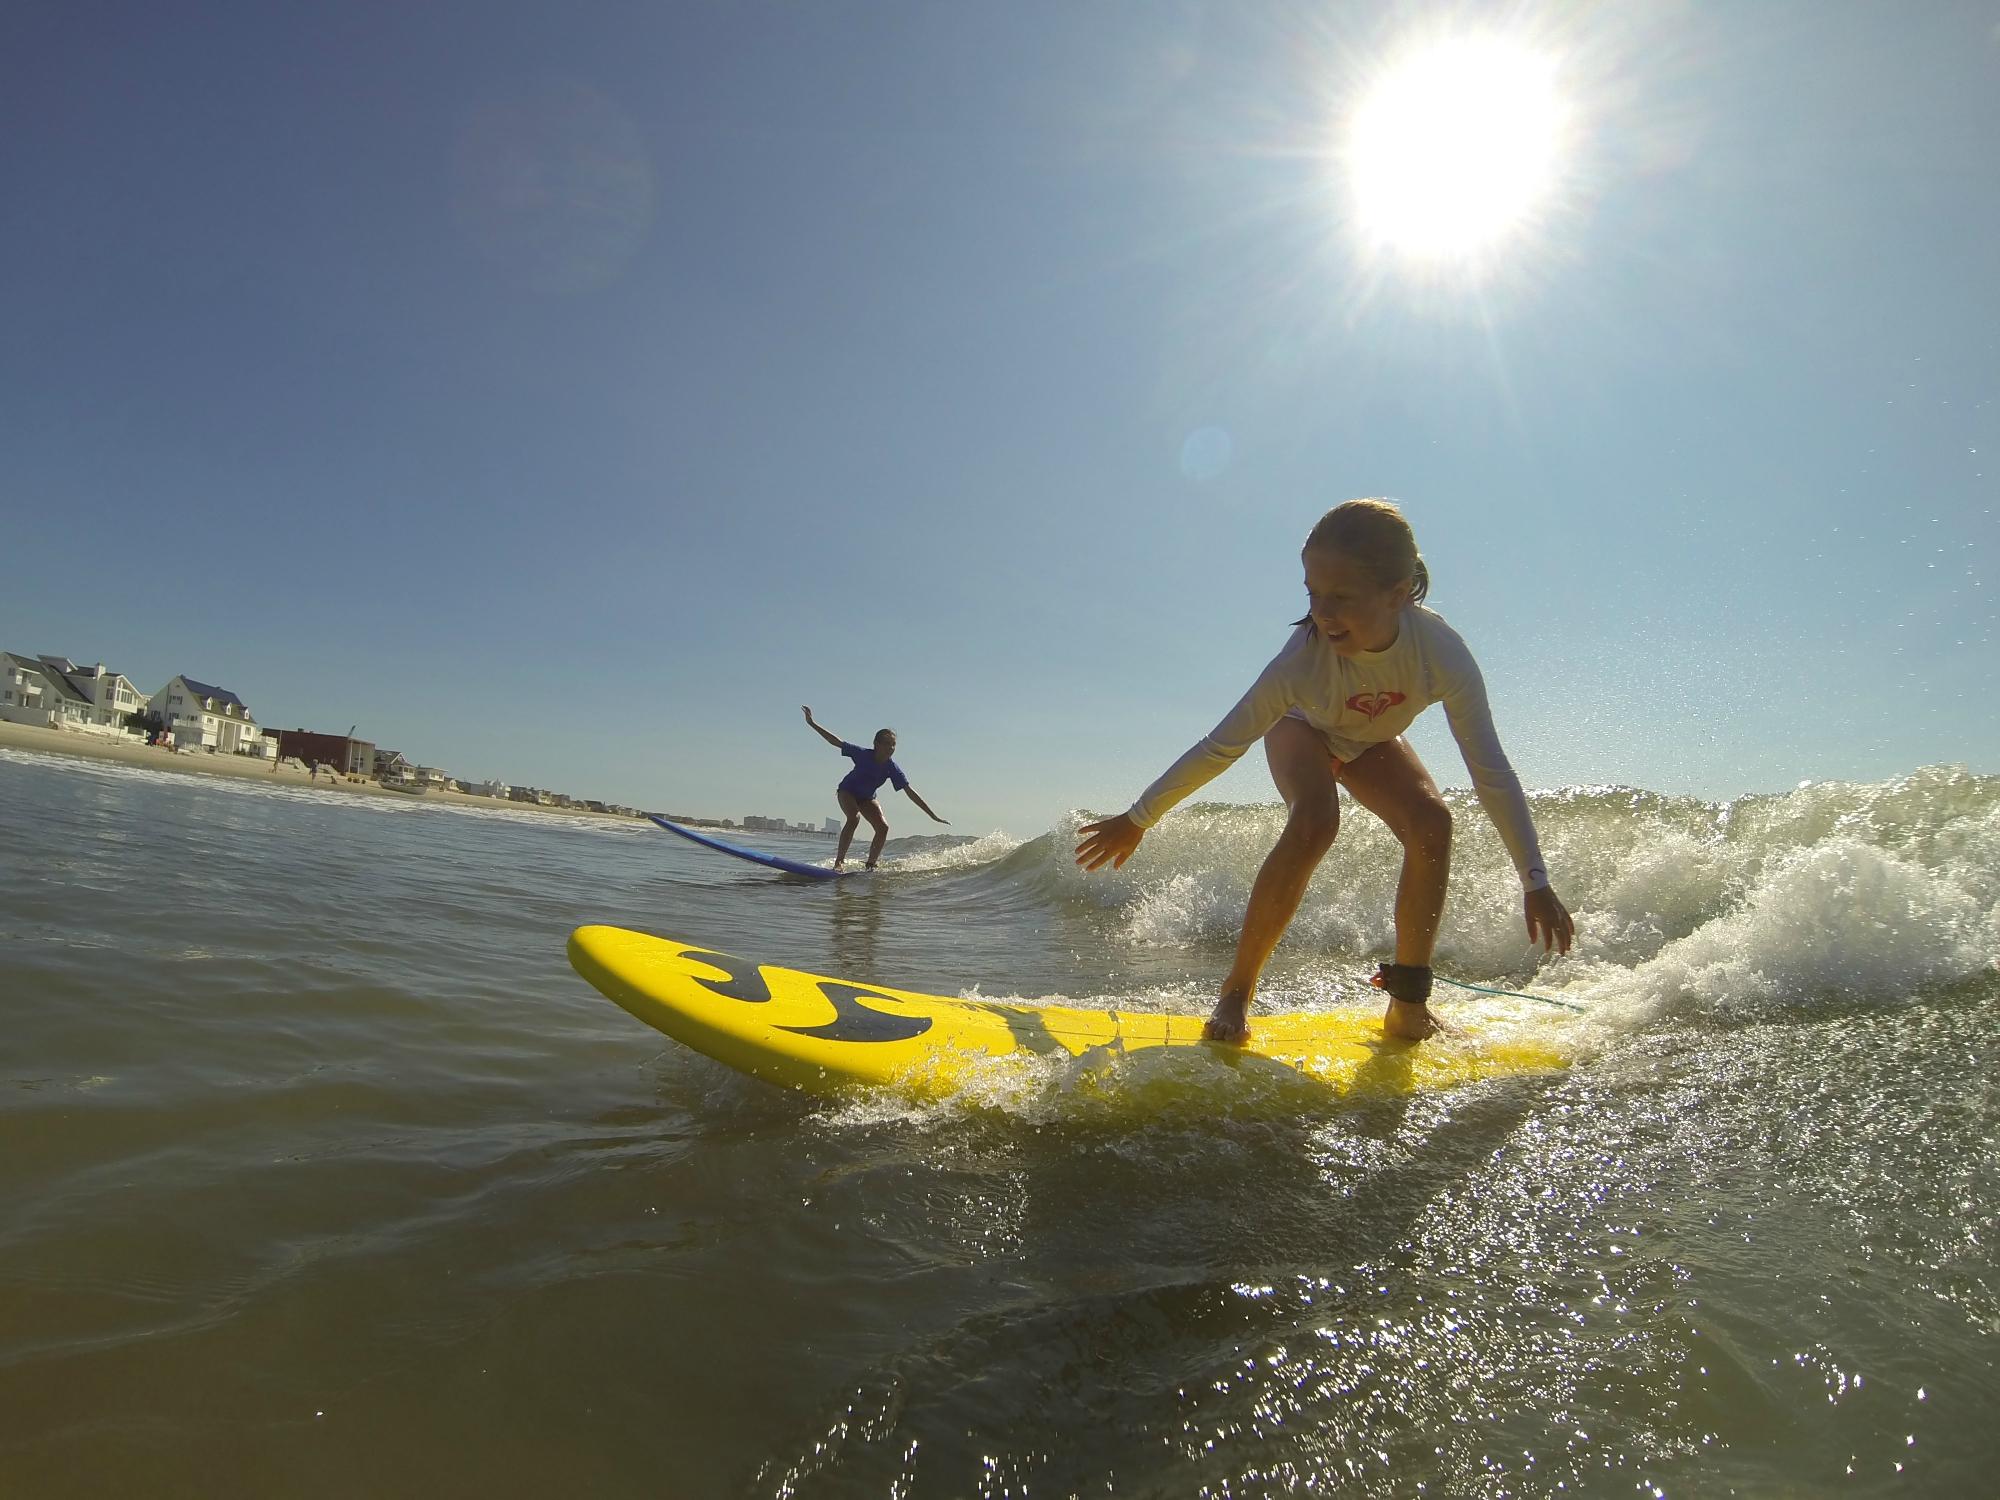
[0,653,148,738]
[2,653,87,729]
[149,674,268,756]
[47,658,149,730]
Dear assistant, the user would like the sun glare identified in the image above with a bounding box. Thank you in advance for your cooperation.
[1345,37,1568,264]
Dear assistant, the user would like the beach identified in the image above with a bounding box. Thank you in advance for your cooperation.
[0,719,643,823]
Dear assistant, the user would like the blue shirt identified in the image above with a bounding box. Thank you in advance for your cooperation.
[838,742,909,800]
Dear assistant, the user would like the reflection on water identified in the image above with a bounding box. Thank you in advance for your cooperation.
[826,877,886,977]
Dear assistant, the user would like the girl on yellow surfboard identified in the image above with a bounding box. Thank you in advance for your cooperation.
[802,707,949,870]
[1075,499,1574,1043]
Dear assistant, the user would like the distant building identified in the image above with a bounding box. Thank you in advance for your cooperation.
[43,658,148,729]
[2,653,91,731]
[824,817,841,834]
[0,654,148,737]
[742,814,792,832]
[148,675,266,755]
[273,728,375,776]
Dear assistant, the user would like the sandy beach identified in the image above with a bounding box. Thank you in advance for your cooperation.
[0,719,644,823]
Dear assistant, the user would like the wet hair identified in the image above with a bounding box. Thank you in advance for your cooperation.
[874,728,896,746]
[1302,497,1430,603]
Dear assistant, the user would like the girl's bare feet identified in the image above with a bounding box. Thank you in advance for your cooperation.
[1203,988,1251,1043]
[1382,996,1440,1041]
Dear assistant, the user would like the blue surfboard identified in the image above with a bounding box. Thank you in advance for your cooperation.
[646,814,855,880]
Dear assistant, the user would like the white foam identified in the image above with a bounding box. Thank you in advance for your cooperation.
[884,829,1022,873]
[1054,766,2000,1027]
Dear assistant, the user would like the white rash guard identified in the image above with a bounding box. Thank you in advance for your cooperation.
[1127,606,1551,891]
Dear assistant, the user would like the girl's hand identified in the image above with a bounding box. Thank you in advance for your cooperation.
[1525,886,1575,954]
[1076,813,1144,871]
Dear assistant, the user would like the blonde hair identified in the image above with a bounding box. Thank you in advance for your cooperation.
[1303,497,1429,603]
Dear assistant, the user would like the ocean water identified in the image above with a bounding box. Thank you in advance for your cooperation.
[2,746,1996,1497]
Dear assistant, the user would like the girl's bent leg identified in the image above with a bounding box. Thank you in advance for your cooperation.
[1335,737,1453,1039]
[1208,718,1342,1042]
[834,790,862,868]
[861,801,889,869]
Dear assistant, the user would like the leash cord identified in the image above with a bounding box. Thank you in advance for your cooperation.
[1436,974,1584,1012]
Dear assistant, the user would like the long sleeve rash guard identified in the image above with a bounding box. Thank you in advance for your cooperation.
[1127,607,1551,891]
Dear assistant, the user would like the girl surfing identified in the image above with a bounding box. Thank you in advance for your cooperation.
[1075,499,1574,1042]
[802,707,949,870]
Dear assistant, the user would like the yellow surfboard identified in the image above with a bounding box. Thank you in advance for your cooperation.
[568,925,1570,1104]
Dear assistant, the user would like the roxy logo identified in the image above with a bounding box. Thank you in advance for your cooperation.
[1346,691,1406,721]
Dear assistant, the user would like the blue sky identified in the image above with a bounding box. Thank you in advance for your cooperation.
[4,1,1994,835]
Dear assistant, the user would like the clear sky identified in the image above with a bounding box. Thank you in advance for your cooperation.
[4,2,1994,835]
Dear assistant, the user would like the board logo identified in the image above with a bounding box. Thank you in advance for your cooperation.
[1346,690,1406,721]
[685,947,934,1044]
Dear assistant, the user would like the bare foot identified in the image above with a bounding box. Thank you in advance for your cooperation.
[1204,989,1251,1044]
[1382,997,1440,1041]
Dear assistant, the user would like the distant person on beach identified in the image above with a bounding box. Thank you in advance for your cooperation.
[1075,498,1575,1043]
[801,706,948,870]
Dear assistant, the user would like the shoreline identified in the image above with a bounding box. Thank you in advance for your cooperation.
[0,720,645,824]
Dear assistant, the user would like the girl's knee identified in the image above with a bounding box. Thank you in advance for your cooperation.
[1402,795,1452,854]
[1287,794,1340,853]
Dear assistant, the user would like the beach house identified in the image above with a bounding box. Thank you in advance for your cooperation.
[2,653,89,730]
[1,654,149,738]
[149,675,268,756]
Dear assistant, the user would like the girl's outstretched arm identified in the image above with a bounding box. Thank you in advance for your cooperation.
[1428,627,1577,955]
[902,787,949,825]
[801,705,844,750]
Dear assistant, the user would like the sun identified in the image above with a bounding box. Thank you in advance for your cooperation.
[1344,36,1569,264]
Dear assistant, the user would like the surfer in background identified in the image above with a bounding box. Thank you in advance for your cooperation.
[1074,498,1574,1043]
[801,706,949,870]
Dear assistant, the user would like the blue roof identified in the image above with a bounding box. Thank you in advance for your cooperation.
[180,676,245,708]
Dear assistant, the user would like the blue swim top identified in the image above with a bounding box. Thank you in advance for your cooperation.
[838,741,909,800]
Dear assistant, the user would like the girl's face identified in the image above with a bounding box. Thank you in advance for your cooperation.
[1302,545,1410,656]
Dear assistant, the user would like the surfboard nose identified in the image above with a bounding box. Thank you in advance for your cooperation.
[567,923,648,983]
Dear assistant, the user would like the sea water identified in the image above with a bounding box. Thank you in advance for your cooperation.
[2,747,1995,1496]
